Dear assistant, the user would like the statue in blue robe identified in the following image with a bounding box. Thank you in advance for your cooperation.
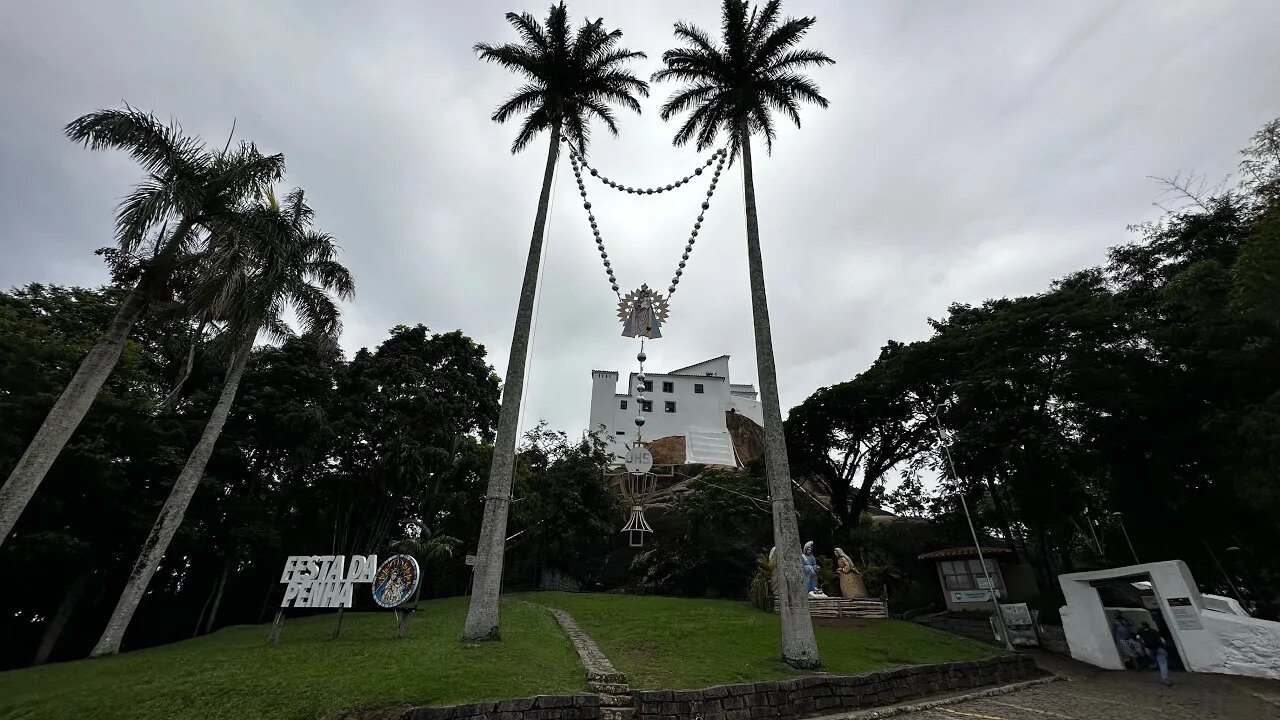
[802,541,818,593]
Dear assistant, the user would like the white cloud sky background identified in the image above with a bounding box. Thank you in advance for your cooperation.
[2,0,1278,440]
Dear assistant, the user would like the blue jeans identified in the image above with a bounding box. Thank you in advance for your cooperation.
[1153,647,1169,682]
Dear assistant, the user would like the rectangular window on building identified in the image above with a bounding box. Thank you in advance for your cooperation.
[643,380,653,392]
[939,559,1000,593]
[616,430,626,435]
[640,399,652,412]
[619,400,628,410]
[694,383,704,394]
[665,401,677,413]
[662,381,674,393]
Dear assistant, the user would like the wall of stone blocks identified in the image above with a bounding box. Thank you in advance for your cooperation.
[397,694,602,720]
[632,655,1042,720]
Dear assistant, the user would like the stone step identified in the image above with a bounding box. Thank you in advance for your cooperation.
[587,671,628,685]
[601,707,636,720]
[598,693,633,707]
[590,682,632,695]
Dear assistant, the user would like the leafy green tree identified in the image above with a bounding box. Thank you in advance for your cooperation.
[92,189,353,656]
[786,341,938,543]
[466,2,648,642]
[0,286,178,665]
[652,0,833,668]
[508,424,620,587]
[0,106,284,547]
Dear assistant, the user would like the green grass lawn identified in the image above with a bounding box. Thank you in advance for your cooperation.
[0,593,1001,719]
[527,592,1001,690]
[0,597,584,720]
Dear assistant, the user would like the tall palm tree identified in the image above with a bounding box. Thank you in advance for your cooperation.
[92,189,353,656]
[0,106,284,548]
[652,0,833,668]
[464,2,648,642]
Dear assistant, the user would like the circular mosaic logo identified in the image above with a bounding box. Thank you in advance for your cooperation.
[371,554,421,608]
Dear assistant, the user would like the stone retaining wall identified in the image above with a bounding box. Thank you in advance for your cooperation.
[399,694,602,720]
[632,655,1042,720]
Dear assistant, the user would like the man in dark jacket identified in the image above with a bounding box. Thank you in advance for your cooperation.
[1139,621,1172,685]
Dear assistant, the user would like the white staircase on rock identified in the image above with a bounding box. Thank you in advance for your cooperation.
[684,428,738,467]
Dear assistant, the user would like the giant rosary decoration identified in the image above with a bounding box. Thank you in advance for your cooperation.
[565,137,728,545]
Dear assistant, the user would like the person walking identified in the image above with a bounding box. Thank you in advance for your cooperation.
[1139,621,1173,685]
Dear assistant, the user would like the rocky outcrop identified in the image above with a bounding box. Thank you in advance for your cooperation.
[726,411,764,464]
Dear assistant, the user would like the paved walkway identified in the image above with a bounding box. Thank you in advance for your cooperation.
[868,652,1280,720]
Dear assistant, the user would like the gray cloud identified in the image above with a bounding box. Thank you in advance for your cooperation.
[3,0,1279,439]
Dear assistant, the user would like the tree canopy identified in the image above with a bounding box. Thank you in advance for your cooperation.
[784,117,1280,619]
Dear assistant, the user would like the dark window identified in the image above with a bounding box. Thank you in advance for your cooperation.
[665,401,677,413]
[615,430,626,435]
[694,383,704,394]
[640,400,653,412]
[938,559,1000,593]
[662,381,674,393]
[619,400,628,410]
[642,380,653,392]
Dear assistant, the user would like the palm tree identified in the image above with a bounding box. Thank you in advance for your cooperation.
[652,0,833,668]
[0,106,284,548]
[92,189,354,656]
[464,2,648,642]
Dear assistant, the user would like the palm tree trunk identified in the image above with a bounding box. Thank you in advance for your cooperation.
[159,316,207,413]
[463,121,561,642]
[203,556,233,635]
[0,220,192,549]
[91,329,255,657]
[739,121,820,669]
[32,566,93,666]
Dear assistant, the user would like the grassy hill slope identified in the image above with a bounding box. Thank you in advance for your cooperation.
[530,592,999,689]
[0,598,582,720]
[0,594,1000,719]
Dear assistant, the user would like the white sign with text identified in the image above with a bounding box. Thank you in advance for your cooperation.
[279,555,377,608]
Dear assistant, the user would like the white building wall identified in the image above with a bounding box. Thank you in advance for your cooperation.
[588,356,762,459]
[1058,560,1280,680]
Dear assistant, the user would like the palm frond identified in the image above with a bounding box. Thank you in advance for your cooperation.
[504,10,549,56]
[493,85,545,124]
[204,144,286,213]
[658,84,719,122]
[114,175,177,254]
[509,108,552,154]
[474,43,542,82]
[579,97,620,137]
[765,48,835,74]
[653,0,833,156]
[672,21,720,59]
[752,16,818,69]
[747,0,783,51]
[475,3,647,156]
[65,104,206,177]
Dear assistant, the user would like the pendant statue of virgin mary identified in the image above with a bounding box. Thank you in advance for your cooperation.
[617,285,670,339]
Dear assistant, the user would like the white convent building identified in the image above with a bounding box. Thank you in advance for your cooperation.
[589,355,764,466]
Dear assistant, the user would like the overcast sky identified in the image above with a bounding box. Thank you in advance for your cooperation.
[3,0,1279,439]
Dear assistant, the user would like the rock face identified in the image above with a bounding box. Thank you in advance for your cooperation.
[628,413,763,469]
[645,435,687,467]
[726,411,765,464]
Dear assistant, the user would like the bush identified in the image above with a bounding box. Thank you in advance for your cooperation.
[748,553,775,612]
[817,555,838,595]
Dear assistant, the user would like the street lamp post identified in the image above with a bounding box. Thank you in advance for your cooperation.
[933,409,1015,652]
[1111,511,1139,564]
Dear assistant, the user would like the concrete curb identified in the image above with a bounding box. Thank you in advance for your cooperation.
[809,674,1064,720]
